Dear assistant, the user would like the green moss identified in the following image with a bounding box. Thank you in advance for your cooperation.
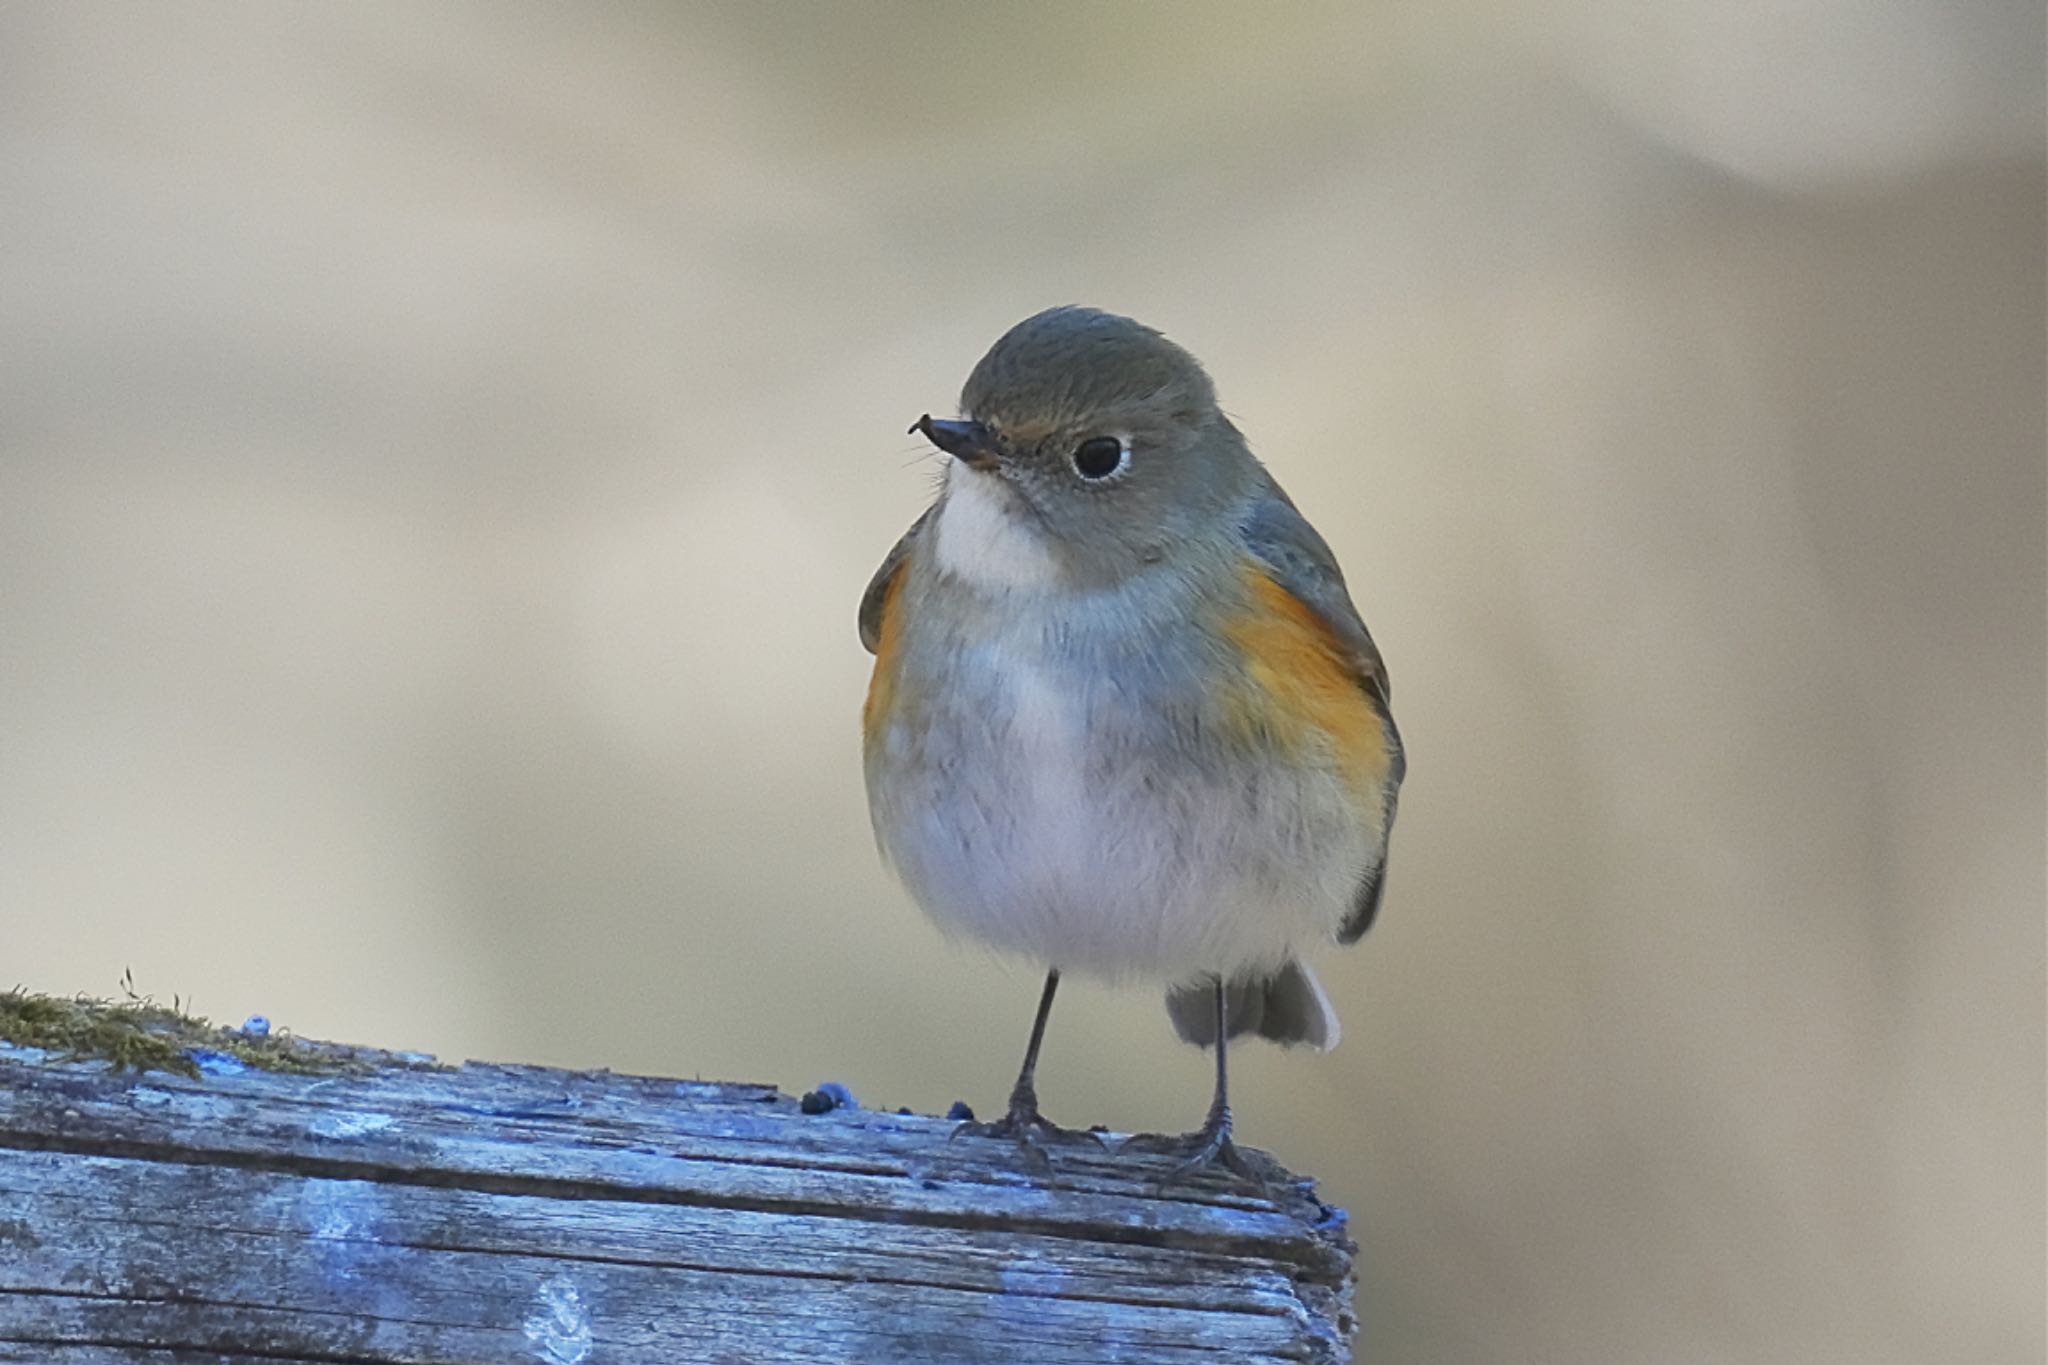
[0,975,367,1078]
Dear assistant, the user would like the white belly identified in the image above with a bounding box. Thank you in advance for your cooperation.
[869,653,1373,984]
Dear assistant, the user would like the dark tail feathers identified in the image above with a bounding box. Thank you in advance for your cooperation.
[1165,960,1340,1052]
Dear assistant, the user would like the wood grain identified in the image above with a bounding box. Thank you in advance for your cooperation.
[0,1041,1355,1363]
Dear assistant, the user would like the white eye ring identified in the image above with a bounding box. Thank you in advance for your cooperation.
[1072,434,1130,481]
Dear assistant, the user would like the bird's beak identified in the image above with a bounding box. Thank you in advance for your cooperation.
[910,414,1000,471]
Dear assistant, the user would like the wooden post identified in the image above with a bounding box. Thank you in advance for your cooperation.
[0,1033,1356,1363]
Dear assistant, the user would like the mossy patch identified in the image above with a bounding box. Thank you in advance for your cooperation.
[0,975,367,1078]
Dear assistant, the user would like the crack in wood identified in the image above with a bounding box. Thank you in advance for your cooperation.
[0,1127,1346,1278]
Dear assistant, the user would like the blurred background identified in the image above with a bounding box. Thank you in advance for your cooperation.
[2,3,2041,1360]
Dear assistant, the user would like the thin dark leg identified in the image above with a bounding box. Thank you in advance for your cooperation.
[1124,977,1268,1191]
[1206,978,1230,1130]
[1006,968,1062,1115]
[953,968,1102,1152]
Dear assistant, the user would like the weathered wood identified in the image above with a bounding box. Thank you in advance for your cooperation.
[0,1038,1356,1363]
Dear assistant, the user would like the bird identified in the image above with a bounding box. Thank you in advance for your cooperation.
[859,306,1403,1180]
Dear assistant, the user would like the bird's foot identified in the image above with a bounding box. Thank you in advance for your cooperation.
[1121,1105,1274,1195]
[950,1088,1105,1168]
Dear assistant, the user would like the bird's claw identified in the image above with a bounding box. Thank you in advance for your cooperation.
[1122,1115,1275,1197]
[950,1098,1106,1167]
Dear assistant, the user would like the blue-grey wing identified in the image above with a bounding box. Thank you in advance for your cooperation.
[858,507,931,655]
[1241,484,1404,942]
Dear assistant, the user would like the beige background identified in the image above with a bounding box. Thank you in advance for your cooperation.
[3,4,2042,1361]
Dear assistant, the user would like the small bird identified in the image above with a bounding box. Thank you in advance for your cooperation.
[860,307,1403,1180]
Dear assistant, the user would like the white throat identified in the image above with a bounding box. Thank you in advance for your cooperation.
[932,465,1061,591]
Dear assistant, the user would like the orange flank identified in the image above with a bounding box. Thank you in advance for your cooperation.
[862,565,909,744]
[1221,564,1394,803]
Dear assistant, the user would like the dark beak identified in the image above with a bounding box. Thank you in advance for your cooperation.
[910,414,1000,471]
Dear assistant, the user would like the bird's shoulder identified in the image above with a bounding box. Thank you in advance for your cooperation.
[858,506,932,654]
[1235,480,1390,707]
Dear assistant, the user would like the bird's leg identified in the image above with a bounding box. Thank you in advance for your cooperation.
[1124,978,1270,1191]
[953,969,1102,1152]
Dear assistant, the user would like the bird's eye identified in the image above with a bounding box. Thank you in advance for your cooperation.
[1072,435,1129,481]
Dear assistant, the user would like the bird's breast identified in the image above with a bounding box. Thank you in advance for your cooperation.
[861,558,1381,979]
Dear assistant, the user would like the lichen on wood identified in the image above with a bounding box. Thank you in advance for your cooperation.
[0,977,369,1079]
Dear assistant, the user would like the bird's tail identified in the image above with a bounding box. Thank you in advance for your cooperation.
[1165,959,1341,1052]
